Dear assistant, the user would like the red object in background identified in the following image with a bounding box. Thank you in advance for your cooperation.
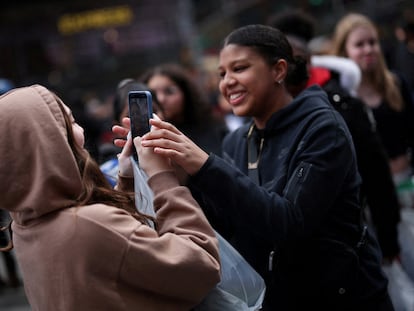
[306,66,331,87]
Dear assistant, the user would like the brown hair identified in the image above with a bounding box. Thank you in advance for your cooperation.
[330,13,404,111]
[55,94,155,226]
[1,93,156,253]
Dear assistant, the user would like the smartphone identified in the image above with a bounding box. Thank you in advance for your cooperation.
[128,90,153,162]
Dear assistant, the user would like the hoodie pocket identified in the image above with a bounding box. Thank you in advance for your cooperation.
[283,161,312,205]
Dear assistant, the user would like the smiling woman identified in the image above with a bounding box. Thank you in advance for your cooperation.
[136,24,394,310]
[217,43,291,128]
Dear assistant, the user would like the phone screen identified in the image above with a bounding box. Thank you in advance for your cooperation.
[128,91,153,161]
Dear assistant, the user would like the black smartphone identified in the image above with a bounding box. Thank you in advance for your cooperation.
[128,90,153,162]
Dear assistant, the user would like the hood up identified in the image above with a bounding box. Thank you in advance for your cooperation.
[0,85,82,225]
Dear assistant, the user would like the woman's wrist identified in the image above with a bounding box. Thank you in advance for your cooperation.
[118,156,133,177]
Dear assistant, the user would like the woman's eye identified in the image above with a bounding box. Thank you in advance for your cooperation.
[355,41,364,48]
[234,66,246,72]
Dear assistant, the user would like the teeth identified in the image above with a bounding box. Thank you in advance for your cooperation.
[230,93,242,100]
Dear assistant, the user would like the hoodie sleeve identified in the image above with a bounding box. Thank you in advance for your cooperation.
[119,171,220,305]
[76,171,220,308]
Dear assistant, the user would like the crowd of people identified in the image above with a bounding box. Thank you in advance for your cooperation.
[1,7,414,311]
[268,10,403,264]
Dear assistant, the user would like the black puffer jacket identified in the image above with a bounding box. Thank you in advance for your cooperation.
[190,86,389,310]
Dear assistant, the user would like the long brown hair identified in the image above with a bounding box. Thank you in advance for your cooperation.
[330,13,404,111]
[55,94,155,226]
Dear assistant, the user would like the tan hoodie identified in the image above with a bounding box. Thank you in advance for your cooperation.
[0,85,220,310]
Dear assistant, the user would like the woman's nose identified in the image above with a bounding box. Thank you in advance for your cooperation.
[223,74,236,86]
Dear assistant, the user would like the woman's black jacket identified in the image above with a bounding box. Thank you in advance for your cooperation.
[189,86,389,310]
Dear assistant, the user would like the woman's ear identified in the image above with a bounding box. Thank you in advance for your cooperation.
[272,59,288,84]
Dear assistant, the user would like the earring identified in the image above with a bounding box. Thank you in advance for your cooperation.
[277,80,284,85]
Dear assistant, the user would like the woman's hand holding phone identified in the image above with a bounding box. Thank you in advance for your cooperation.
[117,133,134,177]
[133,135,173,178]
[112,113,159,148]
[114,114,172,178]
[112,117,133,177]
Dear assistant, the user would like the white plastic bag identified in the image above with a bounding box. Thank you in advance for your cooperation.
[382,260,414,311]
[195,232,266,311]
[132,157,155,227]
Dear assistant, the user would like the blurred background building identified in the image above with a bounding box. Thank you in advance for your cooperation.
[1,0,413,99]
[0,0,413,163]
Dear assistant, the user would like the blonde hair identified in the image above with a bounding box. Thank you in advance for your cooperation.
[330,13,404,111]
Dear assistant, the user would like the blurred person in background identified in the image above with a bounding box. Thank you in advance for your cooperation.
[389,19,414,101]
[99,79,161,187]
[68,89,110,164]
[139,63,228,157]
[330,13,414,195]
[268,10,402,263]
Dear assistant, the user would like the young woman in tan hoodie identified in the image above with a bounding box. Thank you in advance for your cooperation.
[0,84,220,311]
